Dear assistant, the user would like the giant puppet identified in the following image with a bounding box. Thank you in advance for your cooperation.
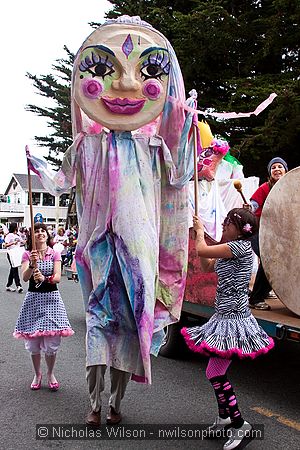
[28,15,195,417]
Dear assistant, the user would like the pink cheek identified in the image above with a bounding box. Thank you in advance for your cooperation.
[81,78,103,99]
[142,79,162,100]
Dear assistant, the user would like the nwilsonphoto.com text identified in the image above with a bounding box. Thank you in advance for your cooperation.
[36,424,264,441]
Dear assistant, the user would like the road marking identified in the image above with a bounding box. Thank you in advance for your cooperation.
[251,407,300,432]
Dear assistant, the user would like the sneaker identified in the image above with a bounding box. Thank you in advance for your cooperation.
[17,286,23,293]
[223,421,252,450]
[205,416,232,439]
[250,301,271,311]
[266,290,277,299]
[6,287,16,292]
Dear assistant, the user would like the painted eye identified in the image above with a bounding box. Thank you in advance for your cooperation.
[203,148,213,157]
[141,63,167,80]
[79,53,115,79]
[140,52,170,81]
[92,63,114,78]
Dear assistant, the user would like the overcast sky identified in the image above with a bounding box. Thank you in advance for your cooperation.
[0,0,111,192]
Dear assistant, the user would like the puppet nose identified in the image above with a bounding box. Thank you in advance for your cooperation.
[112,71,140,91]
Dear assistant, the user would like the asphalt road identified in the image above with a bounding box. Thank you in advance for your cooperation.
[0,250,299,449]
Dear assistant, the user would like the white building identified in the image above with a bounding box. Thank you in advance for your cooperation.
[0,173,70,228]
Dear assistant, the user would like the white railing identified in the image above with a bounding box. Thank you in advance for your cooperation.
[0,203,25,213]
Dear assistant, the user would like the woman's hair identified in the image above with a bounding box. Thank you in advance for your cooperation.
[227,208,258,239]
[26,223,52,250]
[57,227,65,235]
[9,222,18,233]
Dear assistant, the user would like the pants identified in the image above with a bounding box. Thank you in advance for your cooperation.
[249,262,272,304]
[25,336,61,355]
[86,365,131,414]
[6,254,21,288]
[249,233,271,304]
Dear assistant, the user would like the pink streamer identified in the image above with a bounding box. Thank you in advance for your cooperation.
[176,93,277,120]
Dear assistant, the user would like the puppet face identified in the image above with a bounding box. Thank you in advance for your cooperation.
[74,24,170,131]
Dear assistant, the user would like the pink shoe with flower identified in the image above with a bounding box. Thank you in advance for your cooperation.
[31,374,42,390]
[48,374,59,391]
[48,381,60,391]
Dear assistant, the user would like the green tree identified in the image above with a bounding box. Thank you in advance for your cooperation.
[27,0,300,178]
[106,0,300,176]
[25,46,74,167]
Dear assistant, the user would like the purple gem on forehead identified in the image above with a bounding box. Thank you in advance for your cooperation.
[122,34,134,58]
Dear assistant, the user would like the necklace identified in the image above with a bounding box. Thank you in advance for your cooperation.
[37,247,47,260]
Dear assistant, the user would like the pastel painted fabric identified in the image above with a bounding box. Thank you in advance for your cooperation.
[28,130,194,383]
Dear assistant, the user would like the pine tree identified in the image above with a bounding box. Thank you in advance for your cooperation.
[26,0,300,178]
[25,46,74,167]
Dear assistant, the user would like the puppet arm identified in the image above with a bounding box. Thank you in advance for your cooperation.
[27,133,84,196]
[151,112,195,188]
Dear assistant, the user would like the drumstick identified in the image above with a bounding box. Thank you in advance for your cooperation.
[233,180,248,204]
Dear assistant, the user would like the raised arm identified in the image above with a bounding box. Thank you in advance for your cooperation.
[193,215,234,263]
[27,133,84,196]
[153,111,195,189]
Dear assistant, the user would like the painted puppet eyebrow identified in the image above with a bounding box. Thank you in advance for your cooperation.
[140,47,168,58]
[83,45,115,57]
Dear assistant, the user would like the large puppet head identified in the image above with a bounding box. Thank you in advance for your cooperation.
[72,16,186,150]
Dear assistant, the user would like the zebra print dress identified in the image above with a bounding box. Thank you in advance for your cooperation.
[181,240,274,359]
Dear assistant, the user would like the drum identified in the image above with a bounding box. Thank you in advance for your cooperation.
[260,167,300,316]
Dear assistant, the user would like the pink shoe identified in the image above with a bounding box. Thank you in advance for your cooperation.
[48,381,59,391]
[31,374,42,390]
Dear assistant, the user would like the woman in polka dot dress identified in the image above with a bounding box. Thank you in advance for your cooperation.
[13,223,74,391]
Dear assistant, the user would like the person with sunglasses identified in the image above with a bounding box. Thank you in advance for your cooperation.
[181,208,274,450]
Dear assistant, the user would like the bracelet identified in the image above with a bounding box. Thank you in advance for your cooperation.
[44,275,55,284]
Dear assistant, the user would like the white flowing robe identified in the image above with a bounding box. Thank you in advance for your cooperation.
[29,130,194,383]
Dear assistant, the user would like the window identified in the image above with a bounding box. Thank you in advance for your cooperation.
[31,192,41,206]
[43,193,55,206]
[59,193,70,207]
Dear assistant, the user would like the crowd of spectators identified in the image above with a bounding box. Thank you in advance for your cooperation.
[0,223,78,270]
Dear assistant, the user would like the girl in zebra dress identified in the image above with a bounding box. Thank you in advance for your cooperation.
[181,208,274,450]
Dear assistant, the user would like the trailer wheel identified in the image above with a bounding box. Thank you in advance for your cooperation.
[159,321,187,358]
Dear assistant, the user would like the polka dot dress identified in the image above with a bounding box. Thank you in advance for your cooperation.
[14,259,73,338]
